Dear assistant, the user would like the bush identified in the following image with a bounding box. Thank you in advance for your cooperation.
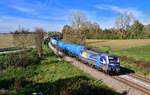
[0,49,39,70]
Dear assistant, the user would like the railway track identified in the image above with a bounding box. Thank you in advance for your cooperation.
[129,74,150,83]
[85,47,150,95]
[86,50,150,94]
[112,75,150,95]
[49,43,150,95]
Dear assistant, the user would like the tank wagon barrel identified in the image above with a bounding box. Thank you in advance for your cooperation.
[57,41,85,56]
[49,37,120,74]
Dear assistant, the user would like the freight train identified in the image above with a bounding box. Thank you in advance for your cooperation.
[49,38,120,74]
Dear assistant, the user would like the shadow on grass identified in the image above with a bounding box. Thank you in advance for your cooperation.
[0,76,130,95]
[0,78,15,89]
[16,76,121,95]
[0,78,33,95]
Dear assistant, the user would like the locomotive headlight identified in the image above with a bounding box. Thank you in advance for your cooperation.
[117,58,120,63]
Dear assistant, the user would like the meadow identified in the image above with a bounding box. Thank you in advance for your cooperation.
[0,34,35,48]
[0,46,119,95]
[115,45,150,61]
[86,39,150,51]
[86,39,150,77]
[86,39,150,60]
[0,34,14,48]
[116,45,150,77]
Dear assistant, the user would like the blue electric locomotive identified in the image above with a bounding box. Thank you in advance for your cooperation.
[49,38,120,73]
[80,50,120,73]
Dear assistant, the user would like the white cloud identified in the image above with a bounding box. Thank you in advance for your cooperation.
[0,4,72,33]
[0,16,64,33]
[95,4,145,18]
[0,1,86,32]
[13,5,35,13]
[95,4,150,25]
[95,4,141,16]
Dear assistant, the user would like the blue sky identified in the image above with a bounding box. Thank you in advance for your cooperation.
[0,0,150,32]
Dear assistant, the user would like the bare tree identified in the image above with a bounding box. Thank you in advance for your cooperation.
[68,11,88,43]
[12,28,34,67]
[35,28,45,58]
[70,10,87,30]
[13,29,33,49]
[115,11,133,31]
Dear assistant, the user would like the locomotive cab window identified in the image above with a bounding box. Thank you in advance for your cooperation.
[109,56,119,64]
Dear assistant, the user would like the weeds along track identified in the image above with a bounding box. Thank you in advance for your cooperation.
[48,43,150,95]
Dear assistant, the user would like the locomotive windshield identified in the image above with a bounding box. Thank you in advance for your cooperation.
[108,56,119,64]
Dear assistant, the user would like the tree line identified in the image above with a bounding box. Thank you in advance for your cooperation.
[62,11,150,41]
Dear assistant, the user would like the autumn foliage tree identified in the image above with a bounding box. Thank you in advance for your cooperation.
[62,25,73,41]
[62,10,103,43]
[129,20,144,38]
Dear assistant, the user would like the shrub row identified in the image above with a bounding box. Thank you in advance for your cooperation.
[0,49,39,70]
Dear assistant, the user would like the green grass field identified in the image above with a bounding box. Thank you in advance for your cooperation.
[86,39,150,78]
[0,46,119,95]
[115,45,150,78]
[86,39,150,61]
[115,45,150,61]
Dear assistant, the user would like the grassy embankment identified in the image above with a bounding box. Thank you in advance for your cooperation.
[115,45,150,77]
[86,39,150,77]
[0,45,119,95]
